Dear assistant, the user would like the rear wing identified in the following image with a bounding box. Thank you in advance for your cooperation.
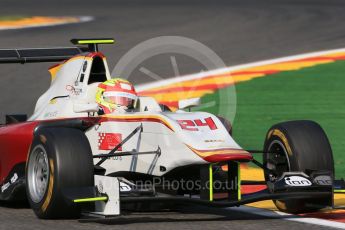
[0,38,114,64]
[0,47,87,64]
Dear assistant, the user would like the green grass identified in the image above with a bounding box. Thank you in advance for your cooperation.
[193,60,345,177]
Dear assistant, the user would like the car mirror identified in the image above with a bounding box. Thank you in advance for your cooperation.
[178,97,201,110]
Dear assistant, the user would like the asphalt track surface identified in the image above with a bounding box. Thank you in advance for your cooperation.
[1,0,345,229]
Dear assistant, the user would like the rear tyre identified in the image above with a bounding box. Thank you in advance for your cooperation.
[26,128,94,219]
[263,120,334,213]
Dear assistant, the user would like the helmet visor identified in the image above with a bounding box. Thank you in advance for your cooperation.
[103,92,137,108]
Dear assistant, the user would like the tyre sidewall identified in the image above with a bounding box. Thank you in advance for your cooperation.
[26,128,94,219]
[26,129,61,218]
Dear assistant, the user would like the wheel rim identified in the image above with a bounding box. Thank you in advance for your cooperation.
[27,145,49,203]
[266,140,291,182]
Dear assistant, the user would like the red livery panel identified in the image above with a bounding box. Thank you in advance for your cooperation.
[98,132,122,151]
[0,121,39,183]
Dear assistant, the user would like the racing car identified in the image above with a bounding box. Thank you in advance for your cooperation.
[0,38,334,219]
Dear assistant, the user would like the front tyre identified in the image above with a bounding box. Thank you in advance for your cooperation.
[263,120,334,213]
[216,116,232,136]
[26,128,94,219]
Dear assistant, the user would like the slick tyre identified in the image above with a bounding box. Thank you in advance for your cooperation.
[26,128,94,219]
[263,120,334,213]
[216,116,232,136]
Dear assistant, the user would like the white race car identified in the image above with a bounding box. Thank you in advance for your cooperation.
[0,39,334,219]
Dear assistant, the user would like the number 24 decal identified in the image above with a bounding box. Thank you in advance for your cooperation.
[177,117,217,131]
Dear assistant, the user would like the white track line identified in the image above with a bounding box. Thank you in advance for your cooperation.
[136,47,345,92]
[0,16,93,30]
[229,206,345,229]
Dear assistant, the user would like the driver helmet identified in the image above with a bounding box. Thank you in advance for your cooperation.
[96,78,138,114]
